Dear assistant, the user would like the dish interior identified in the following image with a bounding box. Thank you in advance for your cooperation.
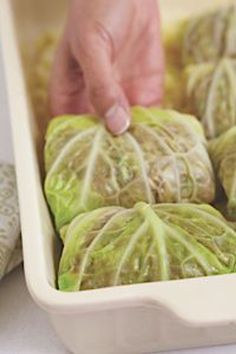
[10,0,236,291]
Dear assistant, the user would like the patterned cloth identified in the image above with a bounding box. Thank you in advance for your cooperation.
[0,163,22,280]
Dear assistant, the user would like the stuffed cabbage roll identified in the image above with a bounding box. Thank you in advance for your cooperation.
[44,107,215,229]
[183,5,236,65]
[58,203,236,291]
[186,58,236,138]
[209,127,236,220]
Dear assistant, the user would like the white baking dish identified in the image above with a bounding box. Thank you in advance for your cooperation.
[1,0,236,353]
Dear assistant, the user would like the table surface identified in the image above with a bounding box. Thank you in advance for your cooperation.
[1,46,236,354]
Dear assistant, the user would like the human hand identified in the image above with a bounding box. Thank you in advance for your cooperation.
[50,0,165,135]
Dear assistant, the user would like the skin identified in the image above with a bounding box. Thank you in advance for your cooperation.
[50,0,165,135]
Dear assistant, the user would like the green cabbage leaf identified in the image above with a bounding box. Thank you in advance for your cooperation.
[186,58,236,138]
[44,107,215,230]
[58,203,236,291]
[183,5,236,65]
[210,127,236,219]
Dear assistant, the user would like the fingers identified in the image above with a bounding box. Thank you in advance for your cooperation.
[125,14,165,106]
[73,33,131,135]
[49,37,91,116]
[123,72,164,107]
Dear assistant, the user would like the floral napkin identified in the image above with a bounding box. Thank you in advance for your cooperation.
[0,163,22,280]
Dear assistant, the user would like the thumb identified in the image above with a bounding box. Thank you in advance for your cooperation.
[76,35,130,135]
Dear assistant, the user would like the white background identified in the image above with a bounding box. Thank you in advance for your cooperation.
[1,48,236,354]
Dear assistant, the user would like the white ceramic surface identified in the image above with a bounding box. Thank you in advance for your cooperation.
[1,267,236,354]
[1,0,236,353]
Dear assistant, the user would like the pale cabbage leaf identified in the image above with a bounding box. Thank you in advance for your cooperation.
[44,107,215,230]
[183,5,236,65]
[58,203,235,291]
[209,127,236,220]
[185,58,236,139]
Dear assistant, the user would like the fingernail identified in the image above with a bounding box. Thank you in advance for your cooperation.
[105,104,130,135]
